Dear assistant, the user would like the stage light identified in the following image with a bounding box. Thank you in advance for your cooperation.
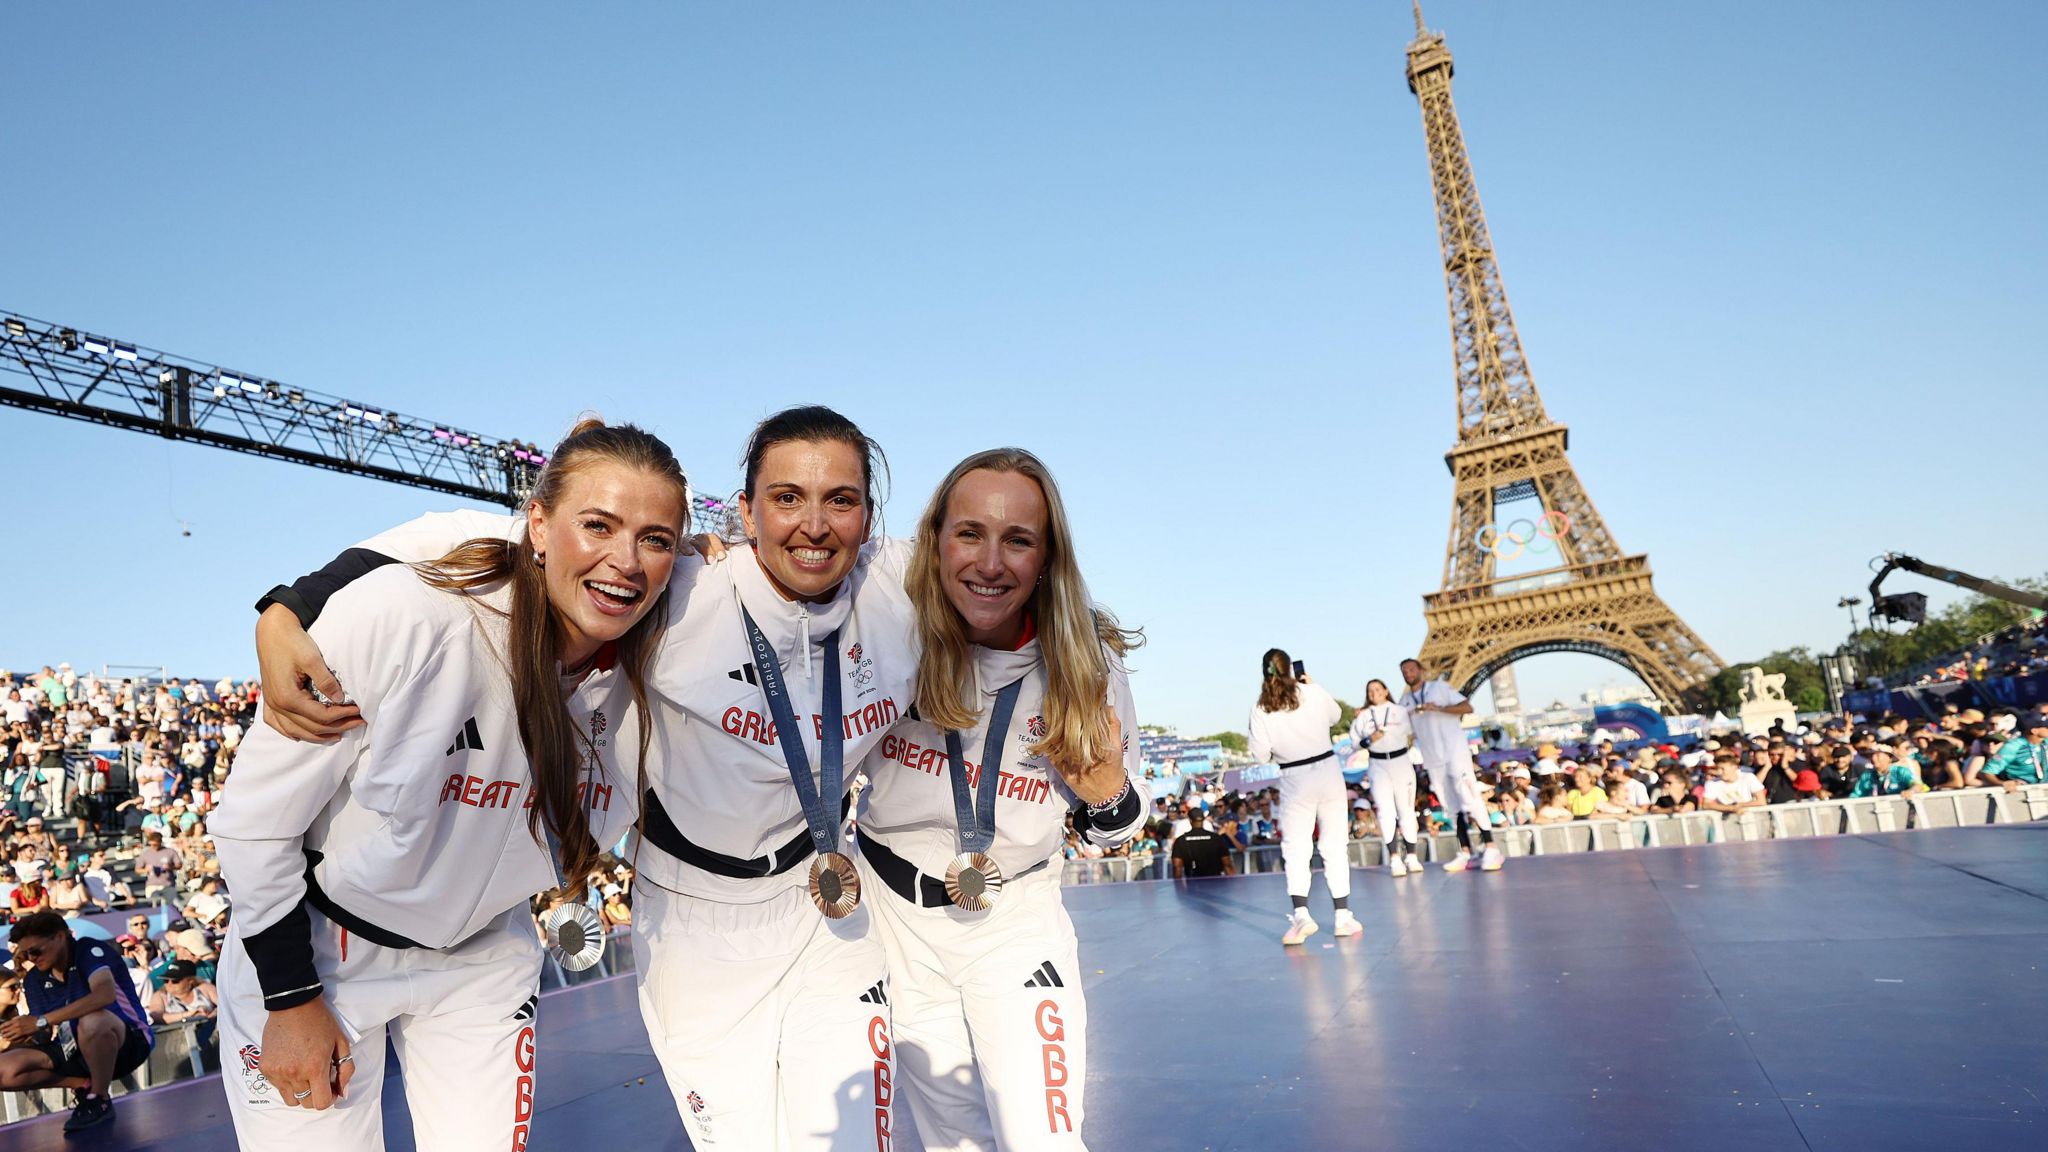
[58,329,77,351]
[221,372,246,390]
[4,319,24,337]
[111,345,138,362]
[287,389,304,405]
[213,385,228,399]
[158,368,179,385]
[82,336,111,356]
[239,380,263,396]
[432,427,452,440]
[362,410,384,424]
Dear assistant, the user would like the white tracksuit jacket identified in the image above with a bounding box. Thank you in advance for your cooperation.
[212,566,641,1151]
[1247,680,1351,902]
[288,509,919,1152]
[1348,703,1420,848]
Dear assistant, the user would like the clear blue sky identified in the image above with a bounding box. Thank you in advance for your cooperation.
[3,1,2042,735]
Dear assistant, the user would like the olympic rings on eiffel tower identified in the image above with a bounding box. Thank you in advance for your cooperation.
[1475,510,1571,560]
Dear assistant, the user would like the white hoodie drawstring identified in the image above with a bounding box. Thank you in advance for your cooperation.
[799,605,812,680]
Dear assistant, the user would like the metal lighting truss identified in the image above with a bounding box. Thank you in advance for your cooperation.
[1,309,732,534]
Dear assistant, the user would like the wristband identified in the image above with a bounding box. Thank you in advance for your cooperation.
[1085,779,1134,814]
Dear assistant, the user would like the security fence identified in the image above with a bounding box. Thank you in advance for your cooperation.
[1055,783,2048,884]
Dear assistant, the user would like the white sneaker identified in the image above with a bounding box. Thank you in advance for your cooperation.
[1388,856,1409,878]
[1442,851,1474,872]
[1281,911,1319,946]
[1480,845,1505,872]
[1404,853,1424,873]
[1332,910,1363,938]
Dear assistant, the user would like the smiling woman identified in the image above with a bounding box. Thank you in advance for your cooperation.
[209,418,685,1149]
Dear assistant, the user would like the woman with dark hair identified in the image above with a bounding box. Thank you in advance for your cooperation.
[1348,679,1421,877]
[857,447,1146,1150]
[1248,651,1359,946]
[250,405,918,1151]
[211,418,685,1149]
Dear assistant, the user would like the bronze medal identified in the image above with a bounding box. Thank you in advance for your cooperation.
[943,850,1005,912]
[810,850,862,919]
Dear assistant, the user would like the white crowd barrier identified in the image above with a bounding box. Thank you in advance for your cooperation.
[1057,783,2048,883]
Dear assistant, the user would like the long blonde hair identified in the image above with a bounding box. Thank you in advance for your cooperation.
[415,417,687,898]
[907,448,1141,770]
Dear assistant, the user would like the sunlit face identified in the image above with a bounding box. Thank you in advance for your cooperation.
[1366,681,1391,706]
[740,439,870,602]
[1400,660,1424,688]
[938,469,1048,648]
[528,461,686,670]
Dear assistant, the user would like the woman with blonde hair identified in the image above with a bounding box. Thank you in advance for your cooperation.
[1248,651,1359,945]
[856,447,1146,1151]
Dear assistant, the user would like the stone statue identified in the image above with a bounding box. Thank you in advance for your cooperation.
[1738,666,1788,706]
[1736,666,1796,736]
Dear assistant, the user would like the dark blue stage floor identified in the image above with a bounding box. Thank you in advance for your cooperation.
[10,826,2046,1150]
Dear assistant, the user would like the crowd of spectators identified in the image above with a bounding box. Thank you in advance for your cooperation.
[1904,617,2048,686]
[1083,699,2048,873]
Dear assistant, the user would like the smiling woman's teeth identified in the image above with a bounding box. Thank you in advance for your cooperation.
[792,548,831,564]
[965,582,1007,598]
[587,580,640,602]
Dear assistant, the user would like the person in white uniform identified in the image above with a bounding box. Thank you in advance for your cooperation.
[856,448,1148,1152]
[1348,679,1422,877]
[1247,652,1360,945]
[1397,658,1502,872]
[253,407,919,1151]
[211,419,685,1150]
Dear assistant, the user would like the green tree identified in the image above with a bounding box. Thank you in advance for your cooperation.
[1703,648,1828,714]
[1200,731,1247,754]
[1332,699,1357,740]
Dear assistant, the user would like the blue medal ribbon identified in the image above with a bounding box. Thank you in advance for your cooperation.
[944,679,1025,857]
[742,608,845,860]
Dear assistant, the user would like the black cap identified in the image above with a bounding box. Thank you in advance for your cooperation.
[163,960,196,981]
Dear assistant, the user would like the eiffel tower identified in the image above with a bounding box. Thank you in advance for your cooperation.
[1404,3,1722,711]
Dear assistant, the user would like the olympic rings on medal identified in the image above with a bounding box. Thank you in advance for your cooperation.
[1475,510,1571,560]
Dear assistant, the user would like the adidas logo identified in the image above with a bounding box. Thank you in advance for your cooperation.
[445,716,485,756]
[858,981,888,1006]
[510,994,538,1023]
[728,663,760,686]
[1023,961,1063,989]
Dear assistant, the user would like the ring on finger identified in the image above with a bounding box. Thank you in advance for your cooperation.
[292,1088,313,1101]
[334,1054,354,1066]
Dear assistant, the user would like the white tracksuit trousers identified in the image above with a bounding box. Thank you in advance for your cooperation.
[630,879,894,1152]
[1426,743,1491,836]
[863,863,1089,1152]
[218,905,543,1152]
[1276,758,1351,901]
[1367,754,1420,848]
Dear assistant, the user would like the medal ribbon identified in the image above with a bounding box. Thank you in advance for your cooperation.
[944,678,1025,857]
[742,608,845,860]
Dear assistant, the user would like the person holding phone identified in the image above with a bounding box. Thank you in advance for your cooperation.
[1248,651,1360,945]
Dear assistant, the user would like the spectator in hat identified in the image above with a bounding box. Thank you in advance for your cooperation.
[16,817,55,860]
[147,960,218,1028]
[7,866,51,915]
[1980,716,2048,790]
[1170,809,1235,878]
[1791,767,1825,800]
[1851,748,1923,797]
